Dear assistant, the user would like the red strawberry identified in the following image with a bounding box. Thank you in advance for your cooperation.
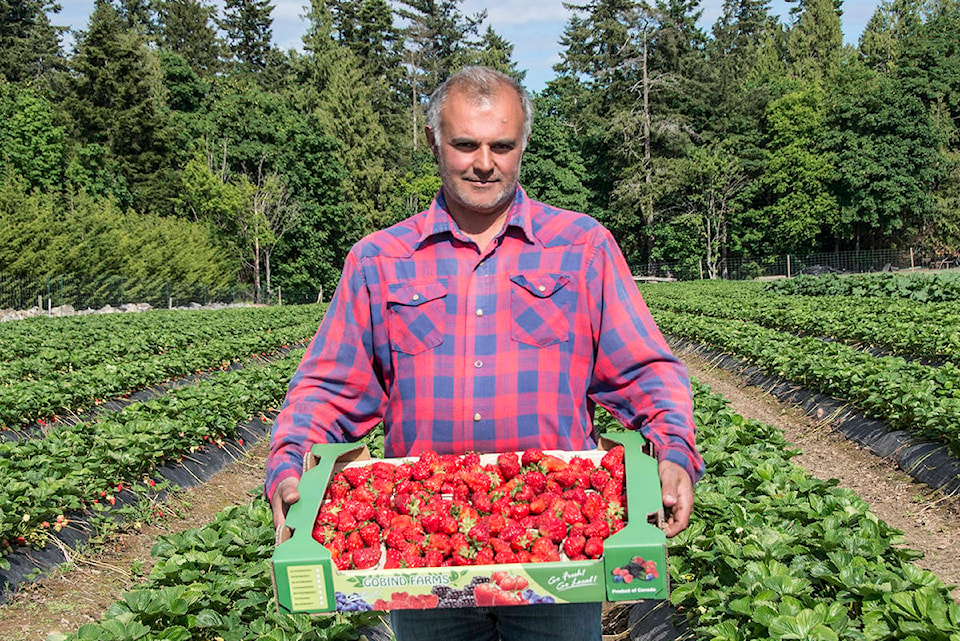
[358,522,381,546]
[384,548,403,569]
[508,502,529,521]
[584,519,610,539]
[494,549,519,564]
[471,490,493,514]
[351,546,381,569]
[589,468,611,492]
[537,513,567,543]
[560,501,586,527]
[539,455,567,473]
[497,452,521,480]
[584,536,604,558]
[424,549,445,567]
[531,537,560,562]
[600,446,624,474]
[582,493,607,521]
[475,546,495,566]
[521,448,544,467]
[346,530,365,551]
[342,466,372,488]
[563,532,586,557]
[522,470,547,494]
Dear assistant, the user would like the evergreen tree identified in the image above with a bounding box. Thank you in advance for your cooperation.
[858,0,926,71]
[66,0,171,212]
[220,0,275,74]
[457,26,526,81]
[785,0,843,82]
[0,0,64,82]
[395,0,486,150]
[155,0,222,76]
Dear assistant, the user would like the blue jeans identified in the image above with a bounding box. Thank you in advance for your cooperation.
[390,602,602,641]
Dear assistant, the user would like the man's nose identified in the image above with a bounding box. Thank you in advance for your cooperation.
[474,146,494,174]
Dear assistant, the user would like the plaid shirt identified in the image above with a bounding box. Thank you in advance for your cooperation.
[266,187,703,499]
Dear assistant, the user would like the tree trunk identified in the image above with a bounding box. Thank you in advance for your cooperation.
[253,235,261,304]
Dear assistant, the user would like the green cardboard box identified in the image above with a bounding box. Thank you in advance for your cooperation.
[271,431,668,613]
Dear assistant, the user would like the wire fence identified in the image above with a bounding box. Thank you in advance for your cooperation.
[0,271,324,314]
[630,248,940,281]
[1,248,949,315]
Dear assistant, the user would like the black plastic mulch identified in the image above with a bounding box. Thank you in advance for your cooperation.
[669,337,960,497]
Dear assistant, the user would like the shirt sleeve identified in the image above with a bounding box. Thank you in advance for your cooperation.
[264,249,387,500]
[586,228,705,483]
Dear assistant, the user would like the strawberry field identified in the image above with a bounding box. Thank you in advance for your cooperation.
[1,280,959,640]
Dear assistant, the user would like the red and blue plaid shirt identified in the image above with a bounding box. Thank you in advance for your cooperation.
[266,187,703,499]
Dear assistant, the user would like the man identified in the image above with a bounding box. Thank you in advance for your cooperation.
[267,66,703,641]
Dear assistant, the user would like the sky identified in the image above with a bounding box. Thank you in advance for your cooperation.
[54,0,883,93]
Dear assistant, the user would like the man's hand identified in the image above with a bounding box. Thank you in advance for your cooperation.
[658,460,694,538]
[270,477,301,531]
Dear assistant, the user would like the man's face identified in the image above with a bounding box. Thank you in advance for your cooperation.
[427,85,526,225]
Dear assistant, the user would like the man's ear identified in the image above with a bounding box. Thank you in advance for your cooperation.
[425,126,438,158]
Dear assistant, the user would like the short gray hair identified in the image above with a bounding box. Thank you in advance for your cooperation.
[426,66,534,151]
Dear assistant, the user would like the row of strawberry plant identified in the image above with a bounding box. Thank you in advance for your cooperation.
[763,271,960,302]
[640,280,960,362]
[60,383,960,640]
[0,348,303,561]
[0,308,322,431]
[648,309,960,458]
[0,304,322,367]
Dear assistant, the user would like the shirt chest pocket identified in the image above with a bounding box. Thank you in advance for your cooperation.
[386,280,448,355]
[510,273,572,347]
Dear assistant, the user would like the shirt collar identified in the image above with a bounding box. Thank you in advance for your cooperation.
[418,185,537,248]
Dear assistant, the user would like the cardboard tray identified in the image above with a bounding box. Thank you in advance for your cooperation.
[271,431,667,613]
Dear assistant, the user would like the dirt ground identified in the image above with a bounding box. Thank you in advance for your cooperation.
[1,353,959,640]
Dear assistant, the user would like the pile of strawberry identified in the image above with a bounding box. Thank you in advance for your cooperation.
[311,445,627,571]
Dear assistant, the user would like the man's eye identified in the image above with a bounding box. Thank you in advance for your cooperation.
[454,142,477,150]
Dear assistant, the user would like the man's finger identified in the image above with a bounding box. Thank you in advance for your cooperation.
[658,461,693,538]
[271,477,301,530]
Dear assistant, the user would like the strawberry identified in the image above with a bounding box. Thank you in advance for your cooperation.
[337,510,357,532]
[563,532,586,557]
[584,536,604,558]
[346,530,365,551]
[342,466,372,488]
[487,512,507,536]
[562,486,588,505]
[475,546,495,566]
[426,533,452,556]
[539,454,567,473]
[521,448,544,468]
[584,519,610,539]
[531,537,560,562]
[468,520,491,545]
[351,546,381,569]
[602,478,624,502]
[589,468,611,492]
[497,452,521,480]
[582,493,608,521]
[600,446,624,474]
[358,522,381,546]
[420,511,441,534]
[424,549,445,567]
[551,465,578,488]
[494,549,519,564]
[471,490,493,514]
[537,513,567,543]
[383,548,403,569]
[560,500,586,527]
[522,470,547,494]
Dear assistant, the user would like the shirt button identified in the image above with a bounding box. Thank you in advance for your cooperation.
[473,412,482,422]
[538,285,546,292]
[475,308,484,317]
[474,360,483,368]
[412,294,420,301]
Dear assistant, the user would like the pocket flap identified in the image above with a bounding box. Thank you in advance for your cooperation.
[387,280,447,306]
[509,273,570,298]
